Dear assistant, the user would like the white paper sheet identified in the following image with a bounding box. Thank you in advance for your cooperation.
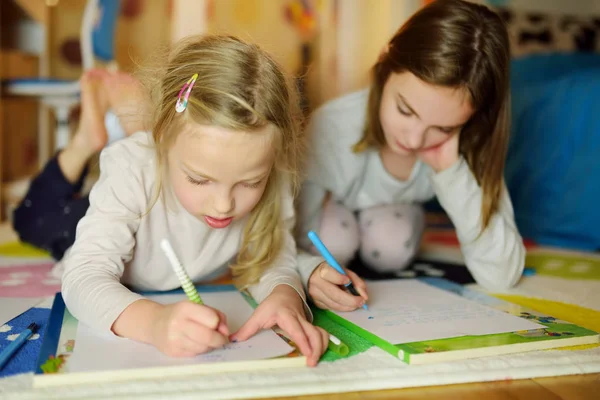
[69,291,295,373]
[334,280,543,344]
[0,297,43,326]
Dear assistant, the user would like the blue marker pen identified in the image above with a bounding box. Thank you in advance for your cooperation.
[308,230,368,310]
[0,323,38,370]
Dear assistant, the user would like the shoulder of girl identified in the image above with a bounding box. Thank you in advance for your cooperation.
[101,133,156,168]
[317,88,369,115]
[311,91,367,143]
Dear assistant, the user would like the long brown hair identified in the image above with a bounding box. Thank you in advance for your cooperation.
[354,0,510,230]
[142,35,304,289]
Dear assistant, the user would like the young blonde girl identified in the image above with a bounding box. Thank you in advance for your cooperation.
[61,35,328,366]
[297,0,525,311]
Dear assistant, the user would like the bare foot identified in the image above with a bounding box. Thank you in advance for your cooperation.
[71,70,110,156]
[57,70,109,184]
[103,71,149,135]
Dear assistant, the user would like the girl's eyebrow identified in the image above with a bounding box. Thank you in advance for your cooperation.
[242,172,269,183]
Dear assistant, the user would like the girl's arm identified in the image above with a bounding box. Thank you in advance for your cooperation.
[61,145,147,332]
[431,157,525,290]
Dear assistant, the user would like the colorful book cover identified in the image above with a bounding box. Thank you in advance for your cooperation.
[323,278,599,365]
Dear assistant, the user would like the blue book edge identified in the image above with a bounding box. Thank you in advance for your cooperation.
[35,293,65,374]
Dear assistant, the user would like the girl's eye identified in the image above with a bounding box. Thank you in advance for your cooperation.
[186,175,209,186]
[241,181,262,189]
[438,127,455,134]
[397,104,412,116]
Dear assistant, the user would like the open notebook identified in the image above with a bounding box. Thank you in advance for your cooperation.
[323,279,599,364]
[34,286,304,387]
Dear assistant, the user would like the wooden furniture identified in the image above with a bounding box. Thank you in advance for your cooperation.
[0,0,48,221]
[0,50,40,221]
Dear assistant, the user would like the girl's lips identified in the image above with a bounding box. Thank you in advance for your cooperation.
[396,140,414,152]
[204,216,233,229]
[395,140,445,153]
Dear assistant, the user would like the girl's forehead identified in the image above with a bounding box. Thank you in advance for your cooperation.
[179,122,275,146]
[171,123,276,174]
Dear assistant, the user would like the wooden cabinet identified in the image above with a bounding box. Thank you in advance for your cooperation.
[0,50,40,221]
[0,0,44,221]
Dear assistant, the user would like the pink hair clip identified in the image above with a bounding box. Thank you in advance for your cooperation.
[175,73,198,113]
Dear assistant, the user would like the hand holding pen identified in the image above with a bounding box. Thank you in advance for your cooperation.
[132,239,230,358]
[307,231,369,311]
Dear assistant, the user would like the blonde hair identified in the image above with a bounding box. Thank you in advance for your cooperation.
[141,35,304,289]
[354,0,511,230]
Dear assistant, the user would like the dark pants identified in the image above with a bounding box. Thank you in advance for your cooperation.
[12,154,90,260]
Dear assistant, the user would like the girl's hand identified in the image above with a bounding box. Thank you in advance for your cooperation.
[308,262,368,311]
[150,301,230,357]
[417,133,460,173]
[230,284,329,367]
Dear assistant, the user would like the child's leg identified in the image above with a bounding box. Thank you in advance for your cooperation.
[12,156,90,260]
[358,203,425,273]
[12,70,109,260]
[313,200,360,266]
[58,69,110,183]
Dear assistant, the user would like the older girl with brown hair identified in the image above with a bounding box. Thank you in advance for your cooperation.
[298,0,525,311]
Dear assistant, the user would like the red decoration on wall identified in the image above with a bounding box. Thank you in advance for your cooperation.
[121,0,143,18]
[60,38,82,66]
[206,0,214,22]
[166,0,172,19]
[284,0,318,42]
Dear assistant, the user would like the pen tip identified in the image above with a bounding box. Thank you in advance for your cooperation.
[27,323,39,333]
[363,304,369,310]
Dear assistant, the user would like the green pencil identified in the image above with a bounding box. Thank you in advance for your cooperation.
[160,239,204,305]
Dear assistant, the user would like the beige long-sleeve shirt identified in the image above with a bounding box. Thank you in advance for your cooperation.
[61,132,310,332]
[296,89,525,290]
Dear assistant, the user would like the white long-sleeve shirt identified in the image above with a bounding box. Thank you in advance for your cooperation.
[61,132,310,332]
[296,89,525,290]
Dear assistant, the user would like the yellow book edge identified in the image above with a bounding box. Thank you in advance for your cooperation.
[405,334,600,365]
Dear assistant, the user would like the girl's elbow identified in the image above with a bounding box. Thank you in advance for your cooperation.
[471,240,525,291]
[491,240,526,290]
[506,240,526,288]
[60,269,74,303]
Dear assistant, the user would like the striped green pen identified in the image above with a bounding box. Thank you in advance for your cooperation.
[160,239,204,305]
[328,334,349,356]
